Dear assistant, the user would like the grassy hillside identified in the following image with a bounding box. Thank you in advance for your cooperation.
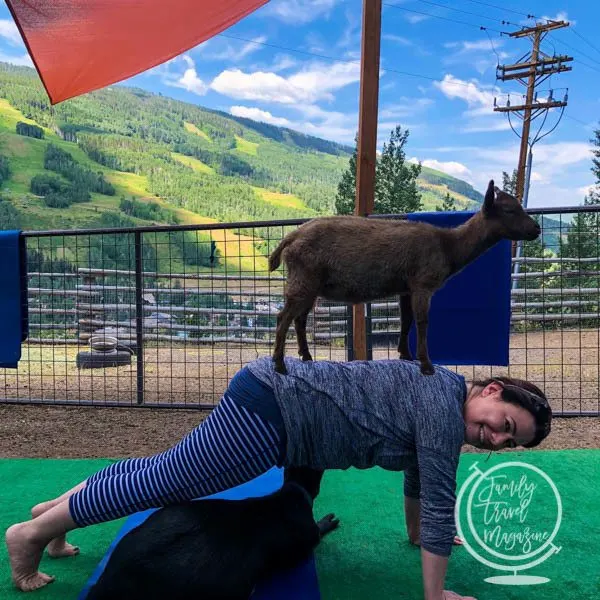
[0,62,493,274]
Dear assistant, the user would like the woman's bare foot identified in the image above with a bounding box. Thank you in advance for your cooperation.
[31,501,79,558]
[6,522,55,591]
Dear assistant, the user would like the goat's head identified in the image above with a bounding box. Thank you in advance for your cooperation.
[482,180,541,241]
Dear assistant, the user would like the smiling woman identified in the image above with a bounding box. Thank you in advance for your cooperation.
[463,376,552,451]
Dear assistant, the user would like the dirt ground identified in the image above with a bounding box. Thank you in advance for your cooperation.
[1,329,600,458]
[0,403,599,459]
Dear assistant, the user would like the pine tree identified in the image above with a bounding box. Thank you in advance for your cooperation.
[503,169,546,282]
[502,169,518,196]
[334,127,422,215]
[376,125,422,214]
[334,136,357,215]
[435,192,456,212]
[556,124,600,324]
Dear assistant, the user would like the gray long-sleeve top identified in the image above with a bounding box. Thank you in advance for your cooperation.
[247,356,467,557]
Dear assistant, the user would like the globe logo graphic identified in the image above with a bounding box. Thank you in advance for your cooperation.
[455,461,562,585]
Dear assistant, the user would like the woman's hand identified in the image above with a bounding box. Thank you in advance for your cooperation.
[443,591,477,600]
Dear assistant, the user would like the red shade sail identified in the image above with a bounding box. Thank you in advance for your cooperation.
[6,0,269,104]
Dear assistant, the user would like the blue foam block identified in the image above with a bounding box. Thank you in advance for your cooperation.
[79,467,320,600]
[405,211,511,366]
[0,230,28,368]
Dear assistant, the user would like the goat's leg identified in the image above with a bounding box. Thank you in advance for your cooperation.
[294,303,314,362]
[273,299,299,375]
[398,294,414,361]
[273,296,314,374]
[411,291,434,375]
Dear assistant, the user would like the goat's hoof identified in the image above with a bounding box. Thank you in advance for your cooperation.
[300,353,313,362]
[398,352,414,362]
[420,362,435,376]
[317,513,340,535]
[273,358,288,375]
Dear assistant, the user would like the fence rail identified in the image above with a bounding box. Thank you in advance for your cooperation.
[3,206,600,416]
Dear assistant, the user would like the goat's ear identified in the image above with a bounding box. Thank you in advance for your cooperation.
[483,179,495,212]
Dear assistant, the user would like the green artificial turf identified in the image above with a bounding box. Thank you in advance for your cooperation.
[0,459,122,600]
[1,451,599,599]
[314,449,600,599]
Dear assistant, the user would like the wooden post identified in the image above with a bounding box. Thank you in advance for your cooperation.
[352,0,382,361]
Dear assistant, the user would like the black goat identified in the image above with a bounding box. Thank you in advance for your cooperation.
[86,468,338,600]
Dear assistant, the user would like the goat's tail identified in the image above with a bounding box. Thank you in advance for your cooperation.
[269,230,299,271]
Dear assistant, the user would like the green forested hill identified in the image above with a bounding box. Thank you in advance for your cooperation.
[0,63,490,273]
[0,63,484,232]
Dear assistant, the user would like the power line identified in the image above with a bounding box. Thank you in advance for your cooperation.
[548,33,600,68]
[571,28,600,58]
[574,59,600,75]
[460,0,536,20]
[461,0,600,68]
[382,2,511,34]
[217,33,490,88]
[565,114,590,127]
[412,0,520,27]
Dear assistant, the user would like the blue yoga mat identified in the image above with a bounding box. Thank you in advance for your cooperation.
[0,231,28,368]
[79,467,321,600]
[404,211,511,366]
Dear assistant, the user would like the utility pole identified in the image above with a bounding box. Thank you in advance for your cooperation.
[494,20,572,203]
[494,20,572,290]
[352,0,382,361]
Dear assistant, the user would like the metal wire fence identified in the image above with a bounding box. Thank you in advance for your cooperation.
[1,205,599,416]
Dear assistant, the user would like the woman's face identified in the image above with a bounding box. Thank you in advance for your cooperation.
[463,381,537,450]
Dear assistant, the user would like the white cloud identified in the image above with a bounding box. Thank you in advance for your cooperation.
[0,52,33,68]
[169,57,208,96]
[337,9,361,49]
[379,97,433,119]
[270,55,297,73]
[578,184,599,197]
[531,171,545,183]
[541,12,574,25]
[435,74,497,109]
[434,74,512,132]
[201,36,267,62]
[0,20,23,46]
[264,0,340,24]
[406,14,430,24]
[382,34,413,47]
[443,39,510,75]
[230,106,292,127]
[419,140,594,207]
[210,61,360,104]
[410,157,473,181]
[178,68,208,95]
[462,120,512,133]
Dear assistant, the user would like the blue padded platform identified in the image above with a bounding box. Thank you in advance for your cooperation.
[79,467,321,600]
[0,230,28,368]
[405,211,511,366]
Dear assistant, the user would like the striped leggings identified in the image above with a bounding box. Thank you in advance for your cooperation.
[69,368,285,527]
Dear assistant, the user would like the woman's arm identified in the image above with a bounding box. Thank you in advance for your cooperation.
[421,548,448,600]
[404,494,421,545]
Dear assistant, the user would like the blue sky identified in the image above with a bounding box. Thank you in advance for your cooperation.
[0,0,599,207]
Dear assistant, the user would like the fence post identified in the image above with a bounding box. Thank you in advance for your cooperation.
[366,302,373,360]
[134,231,145,405]
[346,303,354,361]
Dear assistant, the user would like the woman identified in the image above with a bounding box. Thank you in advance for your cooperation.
[6,356,551,600]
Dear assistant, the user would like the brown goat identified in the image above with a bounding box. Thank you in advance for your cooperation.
[268,180,540,375]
